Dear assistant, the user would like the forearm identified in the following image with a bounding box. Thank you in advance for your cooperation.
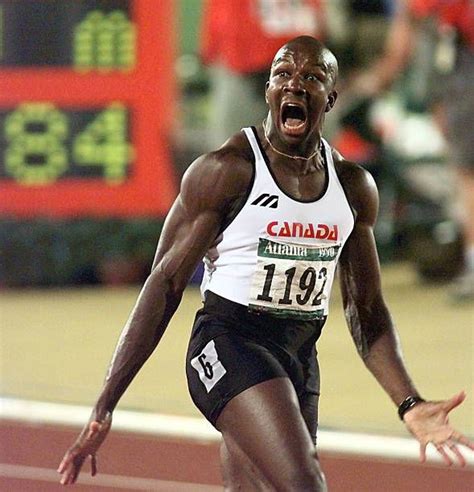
[363,329,420,406]
[345,299,420,406]
[93,269,181,419]
[337,160,423,412]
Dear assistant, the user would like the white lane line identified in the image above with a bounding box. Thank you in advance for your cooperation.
[0,463,222,491]
[0,397,220,441]
[1,397,473,466]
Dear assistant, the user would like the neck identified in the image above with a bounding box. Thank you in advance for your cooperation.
[262,121,321,162]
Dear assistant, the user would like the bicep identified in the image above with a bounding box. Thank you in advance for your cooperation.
[150,153,235,291]
[151,193,222,292]
[149,150,248,292]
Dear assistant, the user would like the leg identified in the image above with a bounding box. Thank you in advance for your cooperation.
[220,437,274,491]
[216,377,327,492]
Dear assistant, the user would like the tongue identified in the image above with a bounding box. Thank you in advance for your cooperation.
[285,118,304,128]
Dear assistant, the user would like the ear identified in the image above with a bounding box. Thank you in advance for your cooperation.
[265,81,270,104]
[325,90,338,113]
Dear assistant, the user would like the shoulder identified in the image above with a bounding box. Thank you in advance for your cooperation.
[330,146,378,226]
[180,131,254,213]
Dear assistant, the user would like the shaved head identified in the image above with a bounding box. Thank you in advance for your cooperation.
[272,36,338,87]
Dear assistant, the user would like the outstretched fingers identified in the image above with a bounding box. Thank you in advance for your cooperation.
[446,443,467,467]
[443,391,466,413]
[421,433,473,467]
[419,442,427,463]
[451,430,474,451]
[435,443,455,466]
[434,441,470,467]
[412,392,473,467]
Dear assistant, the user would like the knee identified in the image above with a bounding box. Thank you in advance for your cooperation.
[281,453,327,492]
[288,468,327,492]
[220,442,237,489]
[220,441,269,491]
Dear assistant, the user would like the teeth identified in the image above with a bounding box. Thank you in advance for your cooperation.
[284,118,305,129]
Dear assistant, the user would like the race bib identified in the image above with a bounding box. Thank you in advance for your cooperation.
[249,237,340,319]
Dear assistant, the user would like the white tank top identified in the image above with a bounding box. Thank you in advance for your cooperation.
[201,127,355,319]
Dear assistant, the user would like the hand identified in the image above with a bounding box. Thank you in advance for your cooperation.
[57,413,112,485]
[403,391,474,466]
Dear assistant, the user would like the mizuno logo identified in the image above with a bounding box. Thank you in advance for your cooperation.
[251,194,279,208]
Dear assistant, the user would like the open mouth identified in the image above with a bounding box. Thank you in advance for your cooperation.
[281,104,307,132]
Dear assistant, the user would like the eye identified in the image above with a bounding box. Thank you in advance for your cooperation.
[277,70,290,78]
[305,73,321,82]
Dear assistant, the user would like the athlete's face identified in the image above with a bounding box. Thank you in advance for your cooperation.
[265,41,338,147]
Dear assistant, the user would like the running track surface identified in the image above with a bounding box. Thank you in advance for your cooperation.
[2,420,473,491]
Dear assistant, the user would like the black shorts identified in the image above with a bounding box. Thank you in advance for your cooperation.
[185,292,325,444]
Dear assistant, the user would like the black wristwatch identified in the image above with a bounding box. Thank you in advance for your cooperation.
[398,396,426,421]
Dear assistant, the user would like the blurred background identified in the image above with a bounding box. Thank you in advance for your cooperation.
[1,0,470,288]
[0,1,473,488]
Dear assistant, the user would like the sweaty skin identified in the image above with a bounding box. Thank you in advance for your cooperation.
[58,36,473,488]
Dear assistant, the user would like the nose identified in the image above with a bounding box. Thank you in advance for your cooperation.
[284,74,306,95]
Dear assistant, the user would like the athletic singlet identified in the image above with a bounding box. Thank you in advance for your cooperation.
[200,127,355,319]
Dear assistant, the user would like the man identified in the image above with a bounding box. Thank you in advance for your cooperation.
[58,37,473,490]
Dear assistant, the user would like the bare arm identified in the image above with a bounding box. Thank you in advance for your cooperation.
[95,175,221,416]
[58,138,253,484]
[337,161,418,404]
[336,155,474,465]
[94,156,232,419]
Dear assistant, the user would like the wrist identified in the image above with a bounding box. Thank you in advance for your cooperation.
[398,395,425,421]
[93,400,114,422]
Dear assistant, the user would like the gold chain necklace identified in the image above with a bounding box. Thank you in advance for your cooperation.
[262,121,320,161]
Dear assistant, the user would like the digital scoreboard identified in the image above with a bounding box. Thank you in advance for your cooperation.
[0,0,177,217]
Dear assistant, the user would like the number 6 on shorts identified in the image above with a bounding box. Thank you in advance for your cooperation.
[191,340,227,392]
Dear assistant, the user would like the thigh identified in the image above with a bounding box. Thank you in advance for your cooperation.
[186,330,288,425]
[216,378,326,491]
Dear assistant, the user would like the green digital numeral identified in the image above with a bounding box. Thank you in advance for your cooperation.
[4,103,68,185]
[73,10,136,71]
[3,103,132,185]
[73,103,132,183]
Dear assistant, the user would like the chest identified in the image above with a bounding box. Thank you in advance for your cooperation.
[234,168,351,247]
[269,162,327,201]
